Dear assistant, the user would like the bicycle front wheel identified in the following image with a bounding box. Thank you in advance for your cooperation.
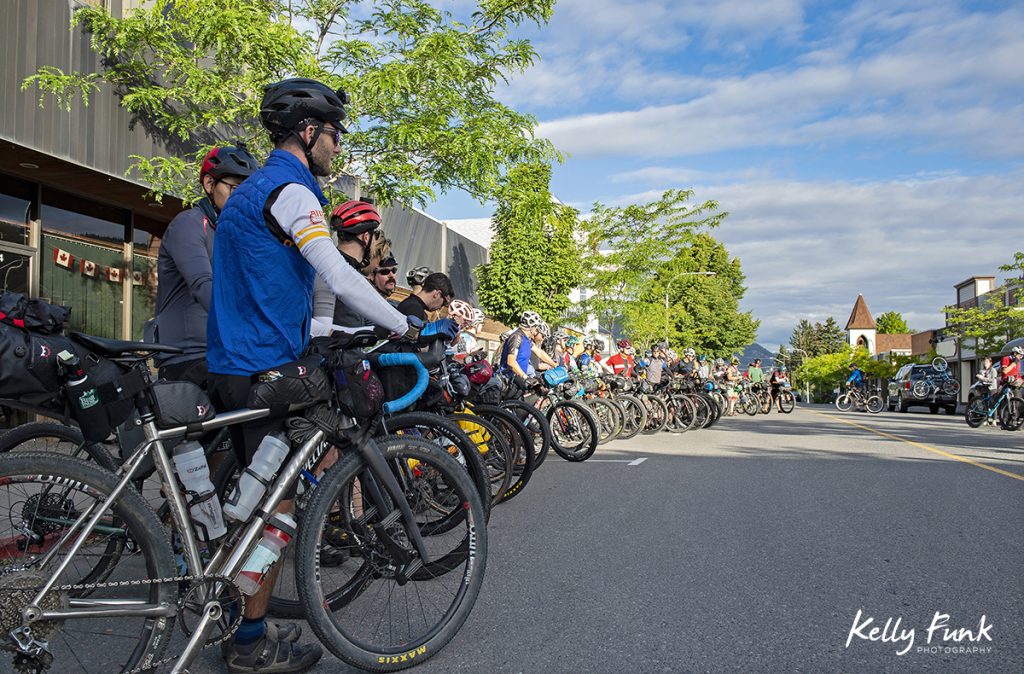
[0,452,176,674]
[998,397,1024,431]
[778,391,795,413]
[295,437,487,672]
[865,395,885,414]
[835,394,853,412]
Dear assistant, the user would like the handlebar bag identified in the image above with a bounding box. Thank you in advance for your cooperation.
[248,355,332,410]
[332,351,384,419]
[543,366,570,387]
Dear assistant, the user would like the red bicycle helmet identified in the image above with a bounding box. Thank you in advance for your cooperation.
[617,339,632,350]
[464,359,493,385]
[330,200,381,235]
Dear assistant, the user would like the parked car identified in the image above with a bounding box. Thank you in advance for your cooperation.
[887,363,959,414]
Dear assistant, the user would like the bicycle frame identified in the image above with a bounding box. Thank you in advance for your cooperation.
[20,399,437,673]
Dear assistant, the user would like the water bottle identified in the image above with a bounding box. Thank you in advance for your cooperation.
[57,350,109,440]
[234,513,296,595]
[222,432,289,522]
[172,440,226,541]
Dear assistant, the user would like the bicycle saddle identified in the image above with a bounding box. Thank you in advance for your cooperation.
[71,332,184,356]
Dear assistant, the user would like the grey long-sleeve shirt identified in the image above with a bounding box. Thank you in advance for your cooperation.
[150,202,216,366]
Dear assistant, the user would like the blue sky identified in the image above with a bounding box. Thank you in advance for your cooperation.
[430,0,1024,349]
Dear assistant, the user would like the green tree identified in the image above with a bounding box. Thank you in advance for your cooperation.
[942,250,1024,355]
[23,0,560,206]
[575,190,727,325]
[876,311,909,334]
[658,233,758,356]
[788,316,847,359]
[475,163,582,325]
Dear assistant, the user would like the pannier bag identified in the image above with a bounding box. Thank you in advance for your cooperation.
[543,366,570,387]
[150,381,216,430]
[247,355,332,411]
[470,377,502,405]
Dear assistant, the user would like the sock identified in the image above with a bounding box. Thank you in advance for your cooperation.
[234,616,266,647]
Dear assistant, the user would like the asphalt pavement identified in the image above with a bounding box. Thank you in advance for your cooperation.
[157,405,1024,672]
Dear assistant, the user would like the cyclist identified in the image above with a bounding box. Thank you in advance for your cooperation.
[769,364,789,412]
[1000,345,1023,390]
[406,265,432,294]
[149,144,257,385]
[396,272,454,321]
[724,357,742,415]
[747,358,765,386]
[646,344,666,388]
[207,78,455,673]
[530,322,559,373]
[846,363,865,391]
[311,199,388,330]
[448,299,477,361]
[498,310,546,385]
[697,354,711,381]
[606,339,636,377]
[371,253,399,303]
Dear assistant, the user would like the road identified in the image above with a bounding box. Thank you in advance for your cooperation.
[183,405,1024,672]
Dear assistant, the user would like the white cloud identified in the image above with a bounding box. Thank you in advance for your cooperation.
[679,172,1024,348]
[524,2,1023,159]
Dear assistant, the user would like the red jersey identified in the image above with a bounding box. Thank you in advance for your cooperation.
[1001,356,1020,381]
[606,353,634,377]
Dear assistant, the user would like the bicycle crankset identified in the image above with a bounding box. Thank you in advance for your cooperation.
[177,576,244,646]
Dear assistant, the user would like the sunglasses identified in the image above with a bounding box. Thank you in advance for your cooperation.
[375,267,397,276]
[322,125,345,145]
[217,179,242,192]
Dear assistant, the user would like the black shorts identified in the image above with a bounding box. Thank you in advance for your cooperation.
[208,373,293,496]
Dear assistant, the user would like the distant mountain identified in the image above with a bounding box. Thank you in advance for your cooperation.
[735,343,775,365]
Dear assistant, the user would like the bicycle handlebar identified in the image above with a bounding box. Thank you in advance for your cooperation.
[372,341,444,415]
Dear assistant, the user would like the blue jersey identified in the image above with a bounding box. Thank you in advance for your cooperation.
[847,368,865,386]
[499,329,532,376]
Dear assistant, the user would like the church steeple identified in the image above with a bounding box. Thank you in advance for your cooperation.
[845,294,877,330]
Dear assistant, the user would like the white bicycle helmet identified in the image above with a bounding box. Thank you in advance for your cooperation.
[470,308,485,328]
[683,347,696,358]
[519,310,544,330]
[448,299,475,328]
[1013,346,1024,357]
[538,322,551,338]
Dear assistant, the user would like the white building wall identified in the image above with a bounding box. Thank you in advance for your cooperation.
[848,328,876,354]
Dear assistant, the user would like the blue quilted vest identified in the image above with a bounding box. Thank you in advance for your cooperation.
[207,150,328,375]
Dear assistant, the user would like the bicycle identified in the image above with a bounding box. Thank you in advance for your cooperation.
[0,329,487,673]
[835,384,884,413]
[964,385,1024,430]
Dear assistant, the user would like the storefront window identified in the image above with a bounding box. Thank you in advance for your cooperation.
[0,249,31,295]
[40,195,128,339]
[0,178,34,246]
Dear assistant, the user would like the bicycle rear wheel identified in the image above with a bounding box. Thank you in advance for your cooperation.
[615,395,647,440]
[447,413,513,505]
[0,452,176,674]
[641,395,668,434]
[472,405,535,502]
[295,437,487,672]
[587,398,621,444]
[998,397,1024,431]
[865,395,885,414]
[778,391,795,413]
[500,400,552,469]
[546,401,598,461]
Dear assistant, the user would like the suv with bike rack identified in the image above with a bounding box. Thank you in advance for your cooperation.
[887,361,959,415]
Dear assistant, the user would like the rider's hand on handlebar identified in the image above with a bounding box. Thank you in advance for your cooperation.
[418,318,459,343]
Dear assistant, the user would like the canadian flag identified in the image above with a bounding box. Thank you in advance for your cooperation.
[106,266,122,283]
[132,270,143,285]
[80,259,98,278]
[53,247,74,269]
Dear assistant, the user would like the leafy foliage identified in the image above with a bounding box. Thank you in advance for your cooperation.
[475,163,582,326]
[570,190,752,353]
[875,311,909,334]
[22,0,560,206]
[788,316,848,362]
[794,346,898,402]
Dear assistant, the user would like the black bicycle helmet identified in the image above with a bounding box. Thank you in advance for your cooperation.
[260,78,350,140]
[200,144,258,182]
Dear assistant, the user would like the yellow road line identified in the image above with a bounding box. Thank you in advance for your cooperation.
[812,409,1024,483]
